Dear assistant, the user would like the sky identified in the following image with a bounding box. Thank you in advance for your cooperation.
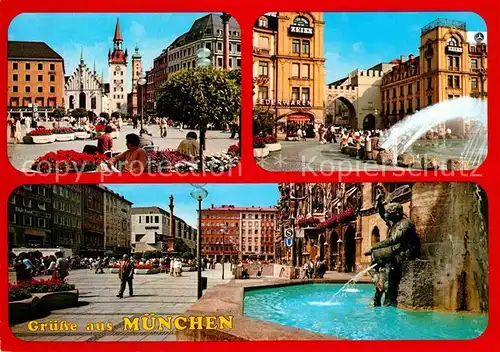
[8,13,211,82]
[104,184,280,227]
[323,12,487,83]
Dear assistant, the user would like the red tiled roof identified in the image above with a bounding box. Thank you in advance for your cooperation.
[114,18,123,42]
[203,206,277,212]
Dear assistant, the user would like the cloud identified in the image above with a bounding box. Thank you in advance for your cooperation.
[129,21,147,40]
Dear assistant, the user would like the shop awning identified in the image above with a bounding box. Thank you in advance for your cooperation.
[24,228,47,236]
[287,114,313,122]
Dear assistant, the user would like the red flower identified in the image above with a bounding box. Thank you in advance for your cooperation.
[136,264,153,269]
[27,128,52,136]
[52,127,75,134]
[227,144,240,156]
[297,217,320,228]
[32,150,109,173]
[263,135,277,144]
[253,137,266,148]
[316,207,357,229]
[95,124,116,132]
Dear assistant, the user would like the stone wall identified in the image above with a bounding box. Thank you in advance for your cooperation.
[400,183,488,312]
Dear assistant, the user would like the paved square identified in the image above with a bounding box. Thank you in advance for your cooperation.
[11,266,231,342]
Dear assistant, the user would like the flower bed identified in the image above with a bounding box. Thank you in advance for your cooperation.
[263,135,281,152]
[253,137,269,158]
[53,127,76,141]
[297,217,321,228]
[263,135,277,144]
[27,127,55,144]
[136,264,153,269]
[204,152,239,172]
[95,124,117,132]
[134,267,160,275]
[146,150,192,172]
[9,279,75,302]
[227,144,240,157]
[32,150,109,173]
[253,137,266,149]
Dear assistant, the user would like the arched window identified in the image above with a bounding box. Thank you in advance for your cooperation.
[259,17,268,28]
[447,37,459,47]
[371,226,380,245]
[294,16,310,27]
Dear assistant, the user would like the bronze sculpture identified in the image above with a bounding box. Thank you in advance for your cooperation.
[364,187,421,306]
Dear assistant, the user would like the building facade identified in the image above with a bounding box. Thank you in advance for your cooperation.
[103,187,132,256]
[146,13,241,114]
[81,185,105,256]
[51,185,82,251]
[174,216,197,253]
[7,41,65,118]
[131,207,170,252]
[381,19,487,133]
[201,205,278,261]
[253,12,325,124]
[65,51,107,115]
[326,63,395,129]
[8,185,52,250]
[108,18,128,115]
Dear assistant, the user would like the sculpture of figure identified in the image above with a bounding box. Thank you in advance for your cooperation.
[364,187,421,306]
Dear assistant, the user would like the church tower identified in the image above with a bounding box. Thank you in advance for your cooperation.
[131,46,142,117]
[108,18,128,114]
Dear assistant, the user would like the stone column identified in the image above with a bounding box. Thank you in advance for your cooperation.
[221,13,231,71]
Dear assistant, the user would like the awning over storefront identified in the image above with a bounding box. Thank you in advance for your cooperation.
[24,228,47,236]
[287,114,313,122]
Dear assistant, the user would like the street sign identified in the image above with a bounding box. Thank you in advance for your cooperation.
[284,237,293,247]
[284,228,293,238]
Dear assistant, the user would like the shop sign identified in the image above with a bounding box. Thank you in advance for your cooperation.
[446,46,463,54]
[289,25,314,36]
[258,99,312,107]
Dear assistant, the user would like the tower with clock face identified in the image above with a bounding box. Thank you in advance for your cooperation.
[108,18,128,114]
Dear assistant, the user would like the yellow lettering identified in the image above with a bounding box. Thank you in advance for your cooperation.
[205,316,217,330]
[123,317,140,331]
[40,323,48,332]
[174,316,187,330]
[27,321,38,331]
[106,323,113,331]
[219,316,233,329]
[141,313,155,331]
[69,323,78,331]
[157,316,172,331]
[189,316,204,330]
[86,322,94,331]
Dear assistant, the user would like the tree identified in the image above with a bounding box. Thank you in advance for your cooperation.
[111,111,121,119]
[132,252,143,261]
[253,106,275,136]
[71,108,88,118]
[156,66,240,148]
[87,110,96,119]
[99,112,109,120]
[174,238,192,259]
[51,107,66,119]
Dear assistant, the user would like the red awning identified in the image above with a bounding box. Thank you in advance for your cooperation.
[287,114,313,122]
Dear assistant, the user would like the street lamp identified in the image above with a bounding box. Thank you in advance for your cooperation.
[190,186,209,299]
[138,71,147,131]
[195,47,212,172]
[220,228,226,280]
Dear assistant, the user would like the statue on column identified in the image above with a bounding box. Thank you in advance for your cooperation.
[364,186,420,307]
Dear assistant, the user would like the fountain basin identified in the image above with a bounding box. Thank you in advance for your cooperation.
[243,283,487,340]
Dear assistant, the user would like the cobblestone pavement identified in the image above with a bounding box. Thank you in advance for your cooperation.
[7,124,238,172]
[256,140,404,173]
[11,265,232,342]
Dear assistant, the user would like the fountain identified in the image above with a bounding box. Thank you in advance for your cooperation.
[381,97,487,168]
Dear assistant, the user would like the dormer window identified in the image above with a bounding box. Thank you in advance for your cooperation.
[259,17,268,28]
[294,16,310,27]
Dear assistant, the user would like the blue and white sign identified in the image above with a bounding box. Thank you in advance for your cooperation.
[284,228,293,238]
[284,237,293,247]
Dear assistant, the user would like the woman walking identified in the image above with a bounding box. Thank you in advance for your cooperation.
[14,118,22,144]
[318,124,326,145]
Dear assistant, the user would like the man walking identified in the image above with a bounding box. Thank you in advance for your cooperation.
[117,254,134,298]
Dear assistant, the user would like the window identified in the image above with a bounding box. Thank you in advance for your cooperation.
[427,58,431,72]
[416,81,420,92]
[258,61,268,76]
[292,39,300,53]
[37,74,43,82]
[25,74,30,81]
[408,84,412,94]
[294,16,310,27]
[38,86,43,93]
[50,86,55,93]
[427,77,432,89]
[258,86,269,100]
[292,87,300,101]
[50,63,55,70]
[38,218,47,228]
[23,215,32,226]
[454,57,459,69]
[229,58,233,69]
[302,87,310,101]
[146,216,150,224]
[25,86,30,93]
[155,216,159,223]
[259,17,268,28]
[237,58,241,68]
[454,76,460,88]
[302,40,310,55]
[400,86,404,96]
[292,63,300,78]
[447,37,459,46]
[13,74,18,81]
[448,56,453,68]
[205,42,212,50]
[302,64,310,79]
[13,62,18,70]
[448,75,453,88]
[38,63,43,70]
[254,230,258,235]
[8,213,16,223]
[472,77,478,89]
[392,88,396,97]
[471,59,478,69]
[25,63,30,70]
[217,42,223,52]
[237,44,241,52]
[427,95,433,106]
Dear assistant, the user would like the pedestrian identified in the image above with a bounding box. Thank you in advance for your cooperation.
[14,118,22,144]
[24,115,32,134]
[97,125,114,155]
[174,259,182,277]
[160,118,168,138]
[170,258,175,276]
[318,124,326,145]
[177,132,200,158]
[55,252,69,280]
[117,254,134,298]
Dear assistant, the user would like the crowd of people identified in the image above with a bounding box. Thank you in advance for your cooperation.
[10,251,70,282]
